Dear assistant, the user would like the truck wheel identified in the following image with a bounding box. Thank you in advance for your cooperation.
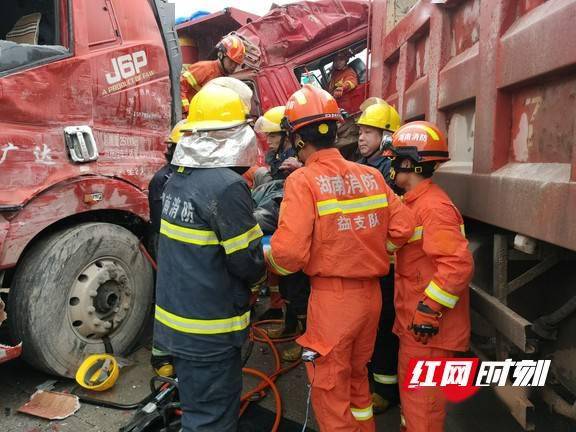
[8,223,153,377]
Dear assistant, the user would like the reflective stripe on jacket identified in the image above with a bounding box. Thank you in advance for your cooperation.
[180,60,223,111]
[393,179,473,351]
[154,167,265,361]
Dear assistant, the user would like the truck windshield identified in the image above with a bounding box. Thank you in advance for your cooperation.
[0,0,70,75]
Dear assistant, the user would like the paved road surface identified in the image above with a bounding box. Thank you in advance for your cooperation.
[2,342,575,432]
[1,314,575,432]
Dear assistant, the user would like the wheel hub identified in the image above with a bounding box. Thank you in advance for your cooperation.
[94,282,121,315]
[68,259,134,340]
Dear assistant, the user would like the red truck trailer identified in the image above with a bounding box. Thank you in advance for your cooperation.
[368,0,576,428]
[0,0,181,376]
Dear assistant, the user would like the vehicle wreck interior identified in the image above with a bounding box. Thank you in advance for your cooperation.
[1,0,69,74]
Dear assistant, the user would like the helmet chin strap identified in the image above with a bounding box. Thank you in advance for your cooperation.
[293,138,306,152]
[391,157,437,179]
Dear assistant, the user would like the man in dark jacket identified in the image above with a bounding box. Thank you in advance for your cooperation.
[356,98,403,414]
[155,83,265,432]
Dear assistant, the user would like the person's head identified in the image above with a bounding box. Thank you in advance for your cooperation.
[164,120,187,162]
[282,85,342,163]
[174,81,259,169]
[221,56,238,74]
[216,35,246,75]
[254,106,287,152]
[292,121,338,163]
[333,49,351,71]
[356,101,401,158]
[203,77,253,115]
[389,121,448,193]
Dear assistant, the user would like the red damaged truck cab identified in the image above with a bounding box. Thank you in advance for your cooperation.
[0,0,180,373]
[0,0,370,373]
[177,1,371,149]
[232,0,370,153]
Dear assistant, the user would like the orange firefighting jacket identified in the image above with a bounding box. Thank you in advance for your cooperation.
[328,67,359,95]
[180,60,223,112]
[267,148,415,279]
[393,179,474,352]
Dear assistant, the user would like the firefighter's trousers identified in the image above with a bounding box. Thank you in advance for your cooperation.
[173,350,242,432]
[299,277,381,432]
[398,342,453,432]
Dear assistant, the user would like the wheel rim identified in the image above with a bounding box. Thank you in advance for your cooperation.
[68,258,134,341]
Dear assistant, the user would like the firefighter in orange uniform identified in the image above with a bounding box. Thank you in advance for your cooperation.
[180,35,246,114]
[328,49,359,99]
[388,121,474,432]
[265,85,416,431]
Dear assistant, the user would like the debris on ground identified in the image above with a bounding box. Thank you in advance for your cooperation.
[0,342,22,364]
[36,379,58,392]
[0,298,23,364]
[18,390,80,420]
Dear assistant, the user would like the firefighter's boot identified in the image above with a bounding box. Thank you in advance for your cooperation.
[280,314,307,362]
[372,390,400,414]
[267,303,300,339]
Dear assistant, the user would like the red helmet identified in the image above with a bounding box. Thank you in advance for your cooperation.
[218,35,246,64]
[283,85,343,133]
[391,121,449,163]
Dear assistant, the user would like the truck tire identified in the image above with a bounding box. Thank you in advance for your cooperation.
[8,223,154,377]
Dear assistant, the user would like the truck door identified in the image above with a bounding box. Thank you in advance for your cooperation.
[84,0,171,189]
[0,0,93,202]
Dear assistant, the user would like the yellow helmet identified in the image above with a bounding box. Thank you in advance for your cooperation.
[166,120,187,144]
[75,354,119,392]
[357,101,401,133]
[254,106,285,133]
[182,86,246,132]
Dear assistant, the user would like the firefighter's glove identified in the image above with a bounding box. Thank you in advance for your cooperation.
[409,301,442,345]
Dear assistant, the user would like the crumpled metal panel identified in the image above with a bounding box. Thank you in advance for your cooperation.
[237,0,369,67]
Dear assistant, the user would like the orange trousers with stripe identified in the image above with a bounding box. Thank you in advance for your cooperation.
[298,277,381,432]
[398,342,453,432]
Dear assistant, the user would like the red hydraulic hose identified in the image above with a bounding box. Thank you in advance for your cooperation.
[240,322,304,431]
[242,367,282,432]
[139,242,158,271]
